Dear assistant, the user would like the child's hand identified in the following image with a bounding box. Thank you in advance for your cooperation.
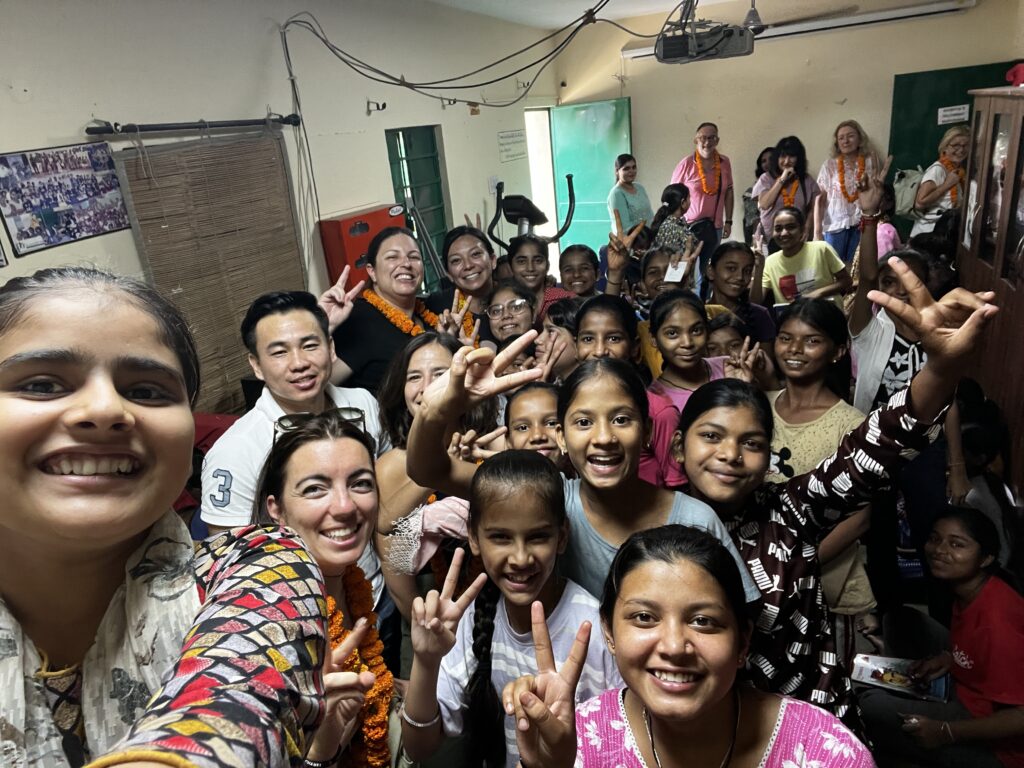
[411,548,488,665]
[501,601,589,768]
[447,427,508,462]
[421,332,543,419]
[537,329,570,383]
[724,337,760,384]
[867,259,997,372]
[307,619,377,762]
[856,155,892,215]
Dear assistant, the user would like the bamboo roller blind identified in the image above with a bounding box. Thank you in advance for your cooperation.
[114,132,305,413]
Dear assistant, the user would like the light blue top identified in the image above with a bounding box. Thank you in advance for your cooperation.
[561,478,762,603]
[607,183,654,233]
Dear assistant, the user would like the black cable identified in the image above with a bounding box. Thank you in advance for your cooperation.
[280,26,322,222]
[594,18,661,38]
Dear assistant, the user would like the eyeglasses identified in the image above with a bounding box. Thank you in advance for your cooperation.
[274,406,366,441]
[485,298,531,319]
[696,135,719,144]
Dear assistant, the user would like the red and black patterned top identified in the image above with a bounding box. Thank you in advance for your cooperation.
[725,387,943,729]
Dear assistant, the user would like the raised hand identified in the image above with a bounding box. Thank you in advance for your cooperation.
[608,220,645,276]
[318,265,367,333]
[857,155,892,215]
[306,619,377,761]
[464,212,484,229]
[779,166,796,184]
[421,331,544,418]
[536,328,570,383]
[447,426,508,462]
[501,601,588,768]
[438,289,480,347]
[411,548,488,664]
[723,336,760,384]
[867,258,997,368]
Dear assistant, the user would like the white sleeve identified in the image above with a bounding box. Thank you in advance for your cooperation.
[199,437,262,527]
[436,602,477,736]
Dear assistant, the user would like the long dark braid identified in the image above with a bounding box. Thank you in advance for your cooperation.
[465,578,504,767]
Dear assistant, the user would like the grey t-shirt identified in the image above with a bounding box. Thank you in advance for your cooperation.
[561,478,761,602]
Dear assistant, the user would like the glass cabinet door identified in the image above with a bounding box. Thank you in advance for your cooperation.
[964,109,987,252]
[979,112,1012,264]
[1003,118,1024,286]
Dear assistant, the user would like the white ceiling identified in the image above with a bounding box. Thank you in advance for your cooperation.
[425,0,696,29]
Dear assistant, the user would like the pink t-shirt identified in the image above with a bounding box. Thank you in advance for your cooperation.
[574,688,874,767]
[638,390,686,489]
[647,356,728,413]
[875,222,901,258]
[670,152,734,228]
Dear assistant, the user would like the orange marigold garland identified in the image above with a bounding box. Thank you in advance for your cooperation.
[455,294,480,348]
[326,565,394,768]
[780,177,800,207]
[939,157,966,207]
[694,151,721,196]
[362,288,440,337]
[836,154,866,203]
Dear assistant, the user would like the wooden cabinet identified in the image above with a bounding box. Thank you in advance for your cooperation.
[959,87,1024,490]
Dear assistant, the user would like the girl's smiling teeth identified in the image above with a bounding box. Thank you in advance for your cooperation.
[652,669,699,684]
[43,455,140,476]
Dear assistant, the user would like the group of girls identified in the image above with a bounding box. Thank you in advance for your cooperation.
[0,124,1004,768]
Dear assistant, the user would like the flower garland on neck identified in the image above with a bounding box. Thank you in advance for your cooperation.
[363,288,440,336]
[780,177,800,207]
[455,293,480,344]
[327,565,394,768]
[940,156,966,206]
[836,154,865,203]
[694,151,721,195]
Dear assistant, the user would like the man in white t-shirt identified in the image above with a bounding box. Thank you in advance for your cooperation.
[199,291,390,606]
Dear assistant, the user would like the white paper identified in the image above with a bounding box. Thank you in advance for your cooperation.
[937,104,969,125]
[664,259,690,283]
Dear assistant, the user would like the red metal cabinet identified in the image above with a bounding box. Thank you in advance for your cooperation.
[318,203,408,285]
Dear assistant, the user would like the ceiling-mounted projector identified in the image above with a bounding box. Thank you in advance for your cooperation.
[655,24,754,63]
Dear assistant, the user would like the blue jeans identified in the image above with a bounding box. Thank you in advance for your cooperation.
[825,225,861,263]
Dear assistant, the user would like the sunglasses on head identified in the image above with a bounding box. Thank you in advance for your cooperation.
[274,406,366,441]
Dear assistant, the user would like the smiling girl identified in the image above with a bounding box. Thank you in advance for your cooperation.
[668,262,999,725]
[0,267,325,767]
[704,241,775,345]
[486,281,537,343]
[404,337,757,602]
[400,451,620,768]
[508,234,573,320]
[505,526,873,768]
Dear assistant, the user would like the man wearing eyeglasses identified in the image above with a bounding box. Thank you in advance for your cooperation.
[670,122,735,298]
[200,291,387,536]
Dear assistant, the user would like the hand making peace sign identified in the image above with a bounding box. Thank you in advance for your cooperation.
[317,265,366,334]
[411,547,489,664]
[501,601,590,768]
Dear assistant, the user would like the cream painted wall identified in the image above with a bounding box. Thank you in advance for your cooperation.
[553,0,1022,230]
[0,0,557,289]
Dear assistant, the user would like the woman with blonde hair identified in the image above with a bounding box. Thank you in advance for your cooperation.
[911,124,970,238]
[814,119,880,262]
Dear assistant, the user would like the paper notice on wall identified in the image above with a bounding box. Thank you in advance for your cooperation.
[937,104,969,125]
[498,129,527,163]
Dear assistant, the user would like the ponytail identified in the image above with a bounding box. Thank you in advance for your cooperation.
[466,579,505,767]
[652,183,689,233]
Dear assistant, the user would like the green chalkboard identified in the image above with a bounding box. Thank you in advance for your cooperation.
[550,98,632,252]
[888,60,1016,236]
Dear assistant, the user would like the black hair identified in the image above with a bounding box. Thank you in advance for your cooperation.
[677,378,773,443]
[544,296,583,333]
[707,241,759,315]
[504,381,560,428]
[640,245,674,278]
[376,332,497,448]
[467,450,566,767]
[878,248,929,282]
[574,294,638,343]
[442,226,495,267]
[880,183,896,220]
[931,508,1003,572]
[649,288,708,339]
[614,153,637,180]
[773,205,806,230]
[754,146,774,179]
[601,525,750,635]
[485,279,537,310]
[708,311,751,341]
[365,225,417,269]
[651,183,690,232]
[507,234,548,262]
[770,136,809,184]
[251,411,377,525]
[557,357,649,426]
[0,266,201,406]
[559,243,599,272]
[240,291,329,356]
[776,298,852,401]
[496,333,536,359]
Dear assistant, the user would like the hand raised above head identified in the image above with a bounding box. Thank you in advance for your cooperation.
[867,258,997,369]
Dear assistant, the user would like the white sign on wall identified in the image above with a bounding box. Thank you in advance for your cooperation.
[498,129,527,163]
[937,104,970,125]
